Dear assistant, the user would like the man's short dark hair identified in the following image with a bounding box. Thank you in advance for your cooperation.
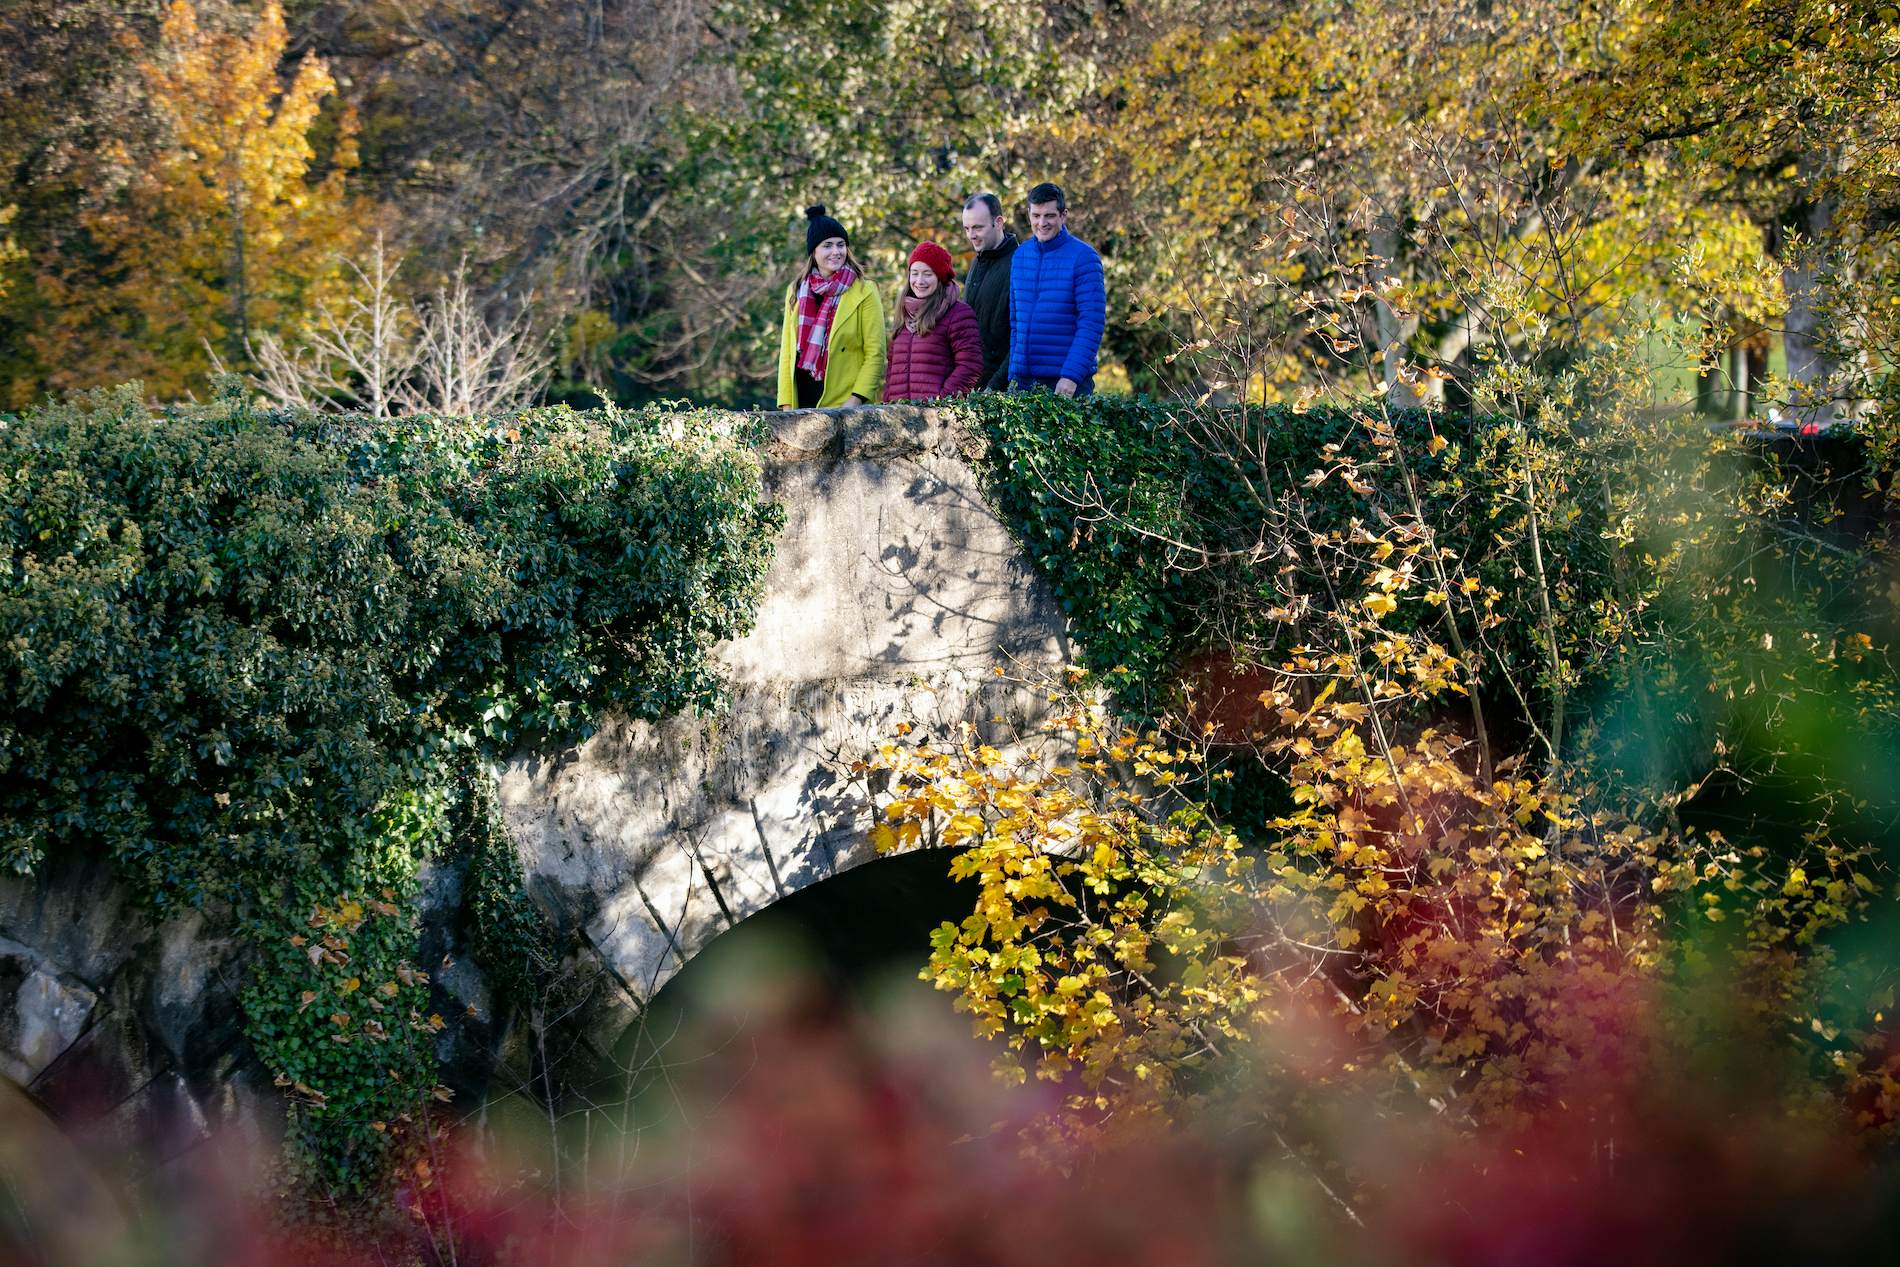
[1027,182,1066,212]
[964,191,1004,220]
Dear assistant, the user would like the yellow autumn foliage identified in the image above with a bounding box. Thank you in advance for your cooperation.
[33,0,364,399]
[867,644,1892,1145]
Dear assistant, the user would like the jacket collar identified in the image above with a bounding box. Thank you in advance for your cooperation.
[1027,227,1071,253]
[977,232,1019,261]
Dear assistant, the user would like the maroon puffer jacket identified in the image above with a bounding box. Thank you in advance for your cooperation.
[883,298,983,402]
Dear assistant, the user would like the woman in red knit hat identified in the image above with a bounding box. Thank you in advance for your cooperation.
[883,240,983,402]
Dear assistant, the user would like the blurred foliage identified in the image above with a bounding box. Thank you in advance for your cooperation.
[869,665,1898,1240]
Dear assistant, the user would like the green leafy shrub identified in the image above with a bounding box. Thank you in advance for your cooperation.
[0,384,782,895]
[240,797,442,1201]
[448,759,563,1012]
[0,383,782,1197]
[954,390,1616,723]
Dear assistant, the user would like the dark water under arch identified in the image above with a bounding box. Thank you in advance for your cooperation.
[525,847,990,1157]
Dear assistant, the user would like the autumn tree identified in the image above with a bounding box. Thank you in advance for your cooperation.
[30,0,363,400]
[0,1,156,404]
[1538,0,1900,416]
[1052,1,1782,403]
[266,0,787,401]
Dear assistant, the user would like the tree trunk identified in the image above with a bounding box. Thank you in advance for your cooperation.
[1774,156,1841,421]
[1370,218,1426,404]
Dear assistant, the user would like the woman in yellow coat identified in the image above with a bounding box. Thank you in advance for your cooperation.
[776,205,885,408]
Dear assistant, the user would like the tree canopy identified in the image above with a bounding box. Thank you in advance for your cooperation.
[4,0,1888,412]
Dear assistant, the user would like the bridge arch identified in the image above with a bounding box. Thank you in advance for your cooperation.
[498,404,1069,1034]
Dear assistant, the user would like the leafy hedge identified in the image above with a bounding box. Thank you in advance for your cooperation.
[1,383,781,896]
[955,390,1616,721]
[1,382,782,1197]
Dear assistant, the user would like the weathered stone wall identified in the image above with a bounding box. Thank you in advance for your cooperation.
[0,851,271,1159]
[0,403,1068,1139]
[497,404,1069,1035]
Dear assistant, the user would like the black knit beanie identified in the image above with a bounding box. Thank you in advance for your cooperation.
[804,204,849,254]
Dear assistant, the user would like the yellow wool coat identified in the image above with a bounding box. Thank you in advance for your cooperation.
[776,276,886,408]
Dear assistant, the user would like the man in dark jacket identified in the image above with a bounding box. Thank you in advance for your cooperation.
[1007,182,1105,396]
[961,192,1019,392]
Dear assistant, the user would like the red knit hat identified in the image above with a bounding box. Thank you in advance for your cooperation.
[908,241,955,284]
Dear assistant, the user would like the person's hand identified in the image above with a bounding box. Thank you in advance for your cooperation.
[848,393,866,406]
[1055,378,1078,397]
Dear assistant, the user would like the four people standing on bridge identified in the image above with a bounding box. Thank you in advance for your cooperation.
[777,185,1106,406]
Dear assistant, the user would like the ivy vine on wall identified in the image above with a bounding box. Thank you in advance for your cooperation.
[0,382,783,1200]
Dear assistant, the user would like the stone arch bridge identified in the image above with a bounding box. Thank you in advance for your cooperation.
[0,404,1070,1156]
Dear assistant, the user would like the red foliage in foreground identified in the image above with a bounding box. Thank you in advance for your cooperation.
[5,970,1895,1267]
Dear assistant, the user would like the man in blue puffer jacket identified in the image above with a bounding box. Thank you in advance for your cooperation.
[1008,182,1106,397]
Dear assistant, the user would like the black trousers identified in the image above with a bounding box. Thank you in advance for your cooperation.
[794,369,824,409]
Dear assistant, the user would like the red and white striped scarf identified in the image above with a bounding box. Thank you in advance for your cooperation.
[794,265,856,379]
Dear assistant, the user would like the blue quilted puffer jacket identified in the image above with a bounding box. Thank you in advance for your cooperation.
[1007,227,1106,385]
